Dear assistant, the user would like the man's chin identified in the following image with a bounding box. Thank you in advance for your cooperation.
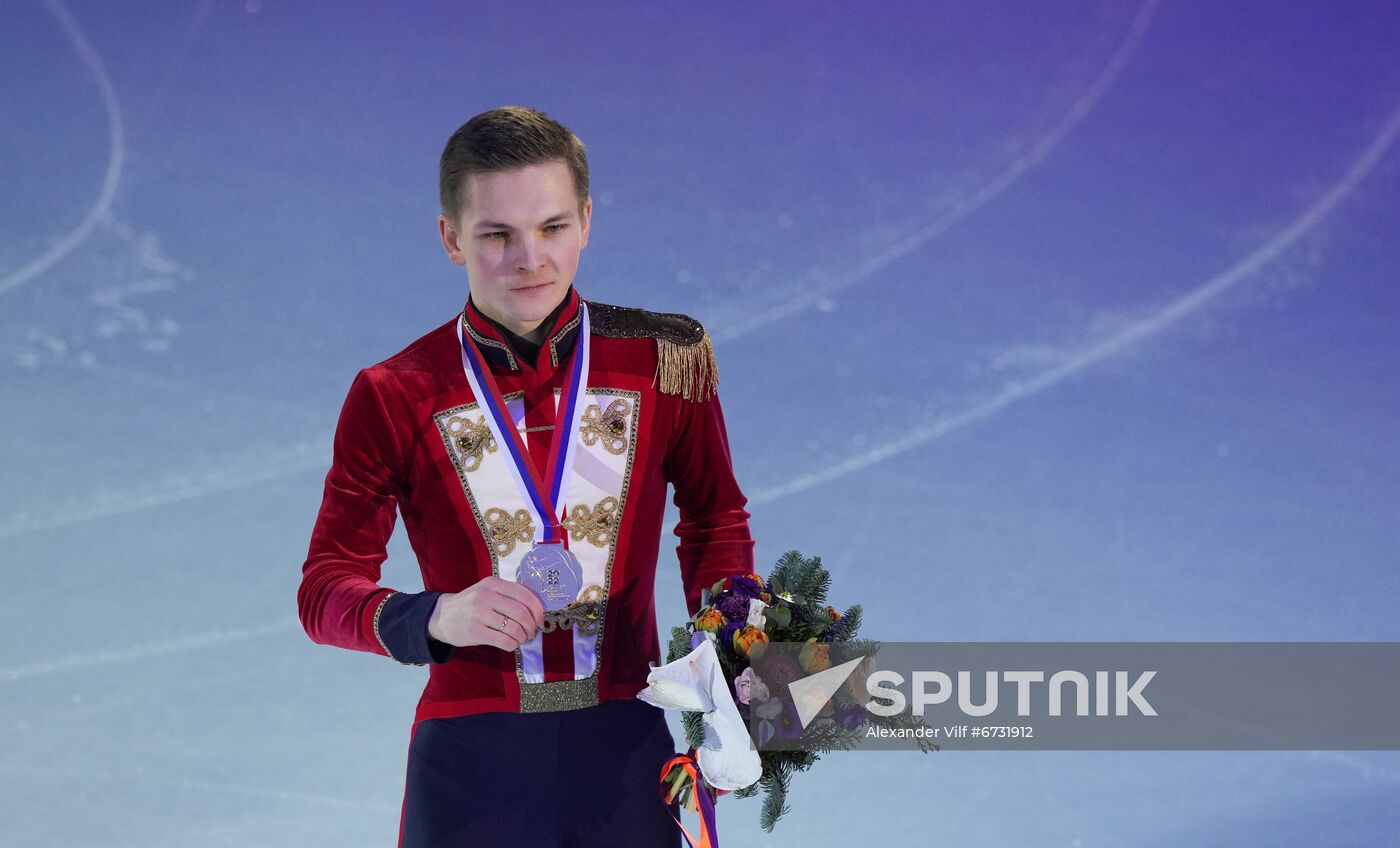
[498,284,566,329]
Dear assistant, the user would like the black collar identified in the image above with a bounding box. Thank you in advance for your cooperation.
[462,286,582,372]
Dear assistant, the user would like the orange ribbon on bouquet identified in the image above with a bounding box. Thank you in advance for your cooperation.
[659,749,720,848]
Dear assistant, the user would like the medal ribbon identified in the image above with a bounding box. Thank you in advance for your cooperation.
[455,302,591,545]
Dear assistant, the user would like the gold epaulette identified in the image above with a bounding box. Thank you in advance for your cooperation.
[585,300,719,401]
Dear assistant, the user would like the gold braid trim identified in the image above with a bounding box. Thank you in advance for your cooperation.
[656,328,718,401]
[583,300,719,401]
[372,591,426,667]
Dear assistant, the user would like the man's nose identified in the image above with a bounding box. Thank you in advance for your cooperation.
[513,235,546,272]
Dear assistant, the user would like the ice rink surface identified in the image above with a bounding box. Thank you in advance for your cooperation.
[3,1,1399,845]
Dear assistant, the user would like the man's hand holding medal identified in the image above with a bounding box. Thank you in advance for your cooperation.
[427,576,546,652]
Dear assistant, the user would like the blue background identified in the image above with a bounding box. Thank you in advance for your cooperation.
[3,1,1399,845]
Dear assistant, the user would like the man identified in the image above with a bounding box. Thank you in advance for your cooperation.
[297,106,756,846]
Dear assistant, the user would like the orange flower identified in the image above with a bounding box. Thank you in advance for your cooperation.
[799,639,831,673]
[759,592,772,603]
[732,625,770,658]
[826,605,841,622]
[695,608,725,633]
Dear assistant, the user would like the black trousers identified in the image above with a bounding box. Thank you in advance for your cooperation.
[399,698,682,847]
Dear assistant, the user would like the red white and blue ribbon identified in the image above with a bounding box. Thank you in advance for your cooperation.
[455,302,591,546]
[454,303,592,683]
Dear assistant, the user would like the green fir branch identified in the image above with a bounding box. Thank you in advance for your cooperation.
[833,604,863,640]
[766,550,804,598]
[757,760,793,832]
[667,625,692,664]
[797,554,830,607]
[792,720,865,752]
[681,710,706,752]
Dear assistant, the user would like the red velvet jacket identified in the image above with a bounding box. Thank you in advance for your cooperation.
[297,287,755,722]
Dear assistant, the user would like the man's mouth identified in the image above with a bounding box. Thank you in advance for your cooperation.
[514,282,552,291]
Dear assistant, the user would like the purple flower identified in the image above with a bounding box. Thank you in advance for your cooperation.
[715,592,750,621]
[717,621,742,653]
[836,704,867,730]
[728,574,763,598]
[763,654,803,687]
[775,701,806,740]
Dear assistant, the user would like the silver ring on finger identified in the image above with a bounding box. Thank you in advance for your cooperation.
[496,615,510,633]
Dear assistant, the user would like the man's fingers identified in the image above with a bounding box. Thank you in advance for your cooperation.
[491,581,546,632]
[474,621,519,653]
[487,607,534,644]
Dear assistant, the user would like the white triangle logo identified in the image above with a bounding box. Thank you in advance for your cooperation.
[788,656,865,729]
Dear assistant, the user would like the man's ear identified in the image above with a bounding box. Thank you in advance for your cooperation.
[438,213,467,265]
[578,198,593,250]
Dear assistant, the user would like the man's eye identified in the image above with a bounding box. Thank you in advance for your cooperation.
[545,223,568,233]
[481,232,507,240]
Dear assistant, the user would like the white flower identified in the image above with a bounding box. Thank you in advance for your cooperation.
[636,640,762,790]
[750,673,770,703]
[734,667,754,704]
[636,653,713,712]
[746,597,768,631]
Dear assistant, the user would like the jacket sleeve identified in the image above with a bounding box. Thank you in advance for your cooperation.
[662,373,757,617]
[297,369,453,665]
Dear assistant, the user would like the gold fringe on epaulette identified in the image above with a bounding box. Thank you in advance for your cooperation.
[656,330,718,401]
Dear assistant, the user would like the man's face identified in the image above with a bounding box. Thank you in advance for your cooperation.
[438,160,592,339]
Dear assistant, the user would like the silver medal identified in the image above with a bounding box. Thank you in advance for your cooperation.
[518,543,584,611]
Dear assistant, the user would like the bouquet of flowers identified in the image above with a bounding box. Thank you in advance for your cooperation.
[639,550,934,835]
